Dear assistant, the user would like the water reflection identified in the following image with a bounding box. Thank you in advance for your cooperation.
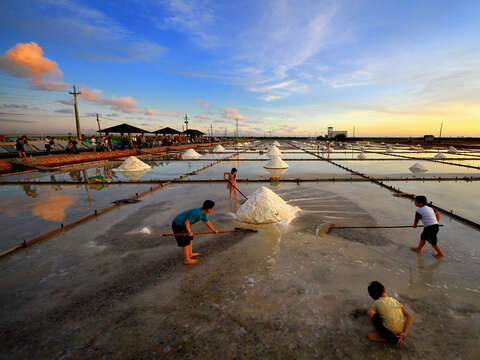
[22,184,38,198]
[408,253,443,292]
[266,168,288,178]
[30,190,79,222]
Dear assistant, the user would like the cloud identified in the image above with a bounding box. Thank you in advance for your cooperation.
[0,118,36,123]
[79,88,138,113]
[54,108,73,114]
[144,107,157,116]
[250,80,308,101]
[223,107,245,121]
[0,42,69,91]
[56,99,73,106]
[194,99,211,109]
[195,115,210,120]
[1,104,29,109]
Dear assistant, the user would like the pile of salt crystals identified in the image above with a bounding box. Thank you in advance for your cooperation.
[435,152,447,159]
[448,146,458,154]
[409,162,428,173]
[272,140,281,146]
[182,148,201,159]
[386,146,393,153]
[213,144,225,152]
[357,152,367,160]
[264,156,289,169]
[114,156,151,171]
[267,145,282,158]
[236,186,299,224]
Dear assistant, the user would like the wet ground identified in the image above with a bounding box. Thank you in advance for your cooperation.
[0,141,479,359]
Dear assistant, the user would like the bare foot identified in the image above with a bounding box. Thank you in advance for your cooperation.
[366,332,386,343]
[191,252,200,257]
[433,253,445,259]
[410,247,422,253]
[183,258,198,265]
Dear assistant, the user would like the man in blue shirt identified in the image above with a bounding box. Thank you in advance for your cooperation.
[172,200,218,264]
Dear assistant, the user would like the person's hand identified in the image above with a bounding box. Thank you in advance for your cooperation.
[187,232,193,237]
[412,224,417,228]
[213,229,219,234]
[396,332,407,345]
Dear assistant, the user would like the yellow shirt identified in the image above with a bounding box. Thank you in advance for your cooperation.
[373,296,405,333]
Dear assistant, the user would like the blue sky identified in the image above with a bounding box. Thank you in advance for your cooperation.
[0,0,479,136]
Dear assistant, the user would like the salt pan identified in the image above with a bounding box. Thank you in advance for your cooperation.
[236,186,299,224]
[182,148,201,159]
[114,156,151,171]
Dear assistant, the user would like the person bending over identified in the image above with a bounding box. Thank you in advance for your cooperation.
[172,200,218,265]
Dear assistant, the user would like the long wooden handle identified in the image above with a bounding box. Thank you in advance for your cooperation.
[327,224,443,233]
[162,227,256,237]
[227,179,248,200]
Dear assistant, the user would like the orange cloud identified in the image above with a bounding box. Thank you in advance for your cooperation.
[194,99,211,109]
[30,191,78,222]
[80,88,138,113]
[223,107,245,121]
[145,107,157,115]
[0,42,69,91]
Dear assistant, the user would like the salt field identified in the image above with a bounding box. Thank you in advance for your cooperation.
[1,141,480,359]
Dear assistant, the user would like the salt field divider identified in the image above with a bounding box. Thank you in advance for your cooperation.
[0,153,238,258]
[290,142,480,232]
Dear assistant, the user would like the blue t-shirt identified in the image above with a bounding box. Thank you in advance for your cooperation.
[173,208,208,226]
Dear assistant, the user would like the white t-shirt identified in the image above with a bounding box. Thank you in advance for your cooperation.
[415,205,438,227]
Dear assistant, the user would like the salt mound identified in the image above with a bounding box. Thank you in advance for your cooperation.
[435,152,446,159]
[182,148,201,159]
[448,146,458,154]
[273,140,280,146]
[409,163,428,173]
[264,157,289,169]
[236,186,298,224]
[213,144,225,152]
[114,156,151,171]
[267,146,282,158]
[386,146,393,153]
[357,152,367,160]
[409,146,416,150]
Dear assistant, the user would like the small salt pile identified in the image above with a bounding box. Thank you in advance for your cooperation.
[114,156,151,171]
[358,152,367,160]
[386,146,393,153]
[267,146,282,158]
[448,146,458,154]
[236,186,299,224]
[435,152,446,159]
[264,157,289,169]
[273,140,280,146]
[213,144,225,152]
[409,163,428,173]
[182,148,201,159]
[409,146,416,150]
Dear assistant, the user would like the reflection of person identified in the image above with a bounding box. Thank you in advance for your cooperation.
[16,137,27,158]
[44,136,51,154]
[409,253,443,292]
[22,184,38,198]
[366,281,413,345]
[91,136,96,153]
[224,168,238,201]
[172,200,218,265]
[410,195,445,259]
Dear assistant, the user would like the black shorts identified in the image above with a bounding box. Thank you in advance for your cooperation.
[172,222,192,247]
[421,224,439,246]
[372,313,399,344]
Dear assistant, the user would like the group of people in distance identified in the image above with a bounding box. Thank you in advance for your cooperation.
[170,160,444,347]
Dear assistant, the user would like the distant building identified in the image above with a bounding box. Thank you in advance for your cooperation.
[327,126,348,139]
[424,134,434,142]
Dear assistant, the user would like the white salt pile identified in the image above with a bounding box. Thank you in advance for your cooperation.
[213,144,225,152]
[182,148,201,159]
[409,163,428,173]
[357,152,367,160]
[386,146,393,153]
[273,140,280,146]
[114,156,151,171]
[267,146,282,158]
[409,146,416,150]
[435,152,447,159]
[236,186,299,224]
[448,146,458,154]
[264,157,289,169]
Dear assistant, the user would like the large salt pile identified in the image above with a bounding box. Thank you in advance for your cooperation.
[114,156,151,171]
[213,144,225,152]
[435,152,447,159]
[357,152,367,160]
[236,186,299,224]
[409,163,428,173]
[273,140,280,146]
[267,146,282,158]
[448,146,458,154]
[264,157,289,169]
[182,148,201,159]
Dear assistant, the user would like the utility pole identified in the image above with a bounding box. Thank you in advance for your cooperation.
[236,118,239,146]
[96,113,101,132]
[184,114,189,130]
[353,126,355,138]
[69,85,82,140]
[210,123,213,137]
[439,122,443,139]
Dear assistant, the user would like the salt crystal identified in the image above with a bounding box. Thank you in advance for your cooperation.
[182,148,201,159]
[264,157,289,169]
[114,156,151,171]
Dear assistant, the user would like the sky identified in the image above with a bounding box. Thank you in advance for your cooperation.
[0,0,479,137]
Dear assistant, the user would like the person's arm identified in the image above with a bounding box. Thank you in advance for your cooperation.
[205,220,218,233]
[396,306,413,345]
[435,211,440,222]
[224,172,229,180]
[184,219,193,236]
[413,212,420,227]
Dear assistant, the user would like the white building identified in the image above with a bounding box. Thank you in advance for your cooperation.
[327,127,348,139]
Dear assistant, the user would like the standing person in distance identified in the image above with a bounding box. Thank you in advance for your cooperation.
[224,168,238,201]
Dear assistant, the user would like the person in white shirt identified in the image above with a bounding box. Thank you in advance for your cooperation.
[410,195,445,259]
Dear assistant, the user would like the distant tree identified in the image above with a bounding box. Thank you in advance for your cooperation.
[316,135,324,140]
[335,134,347,141]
